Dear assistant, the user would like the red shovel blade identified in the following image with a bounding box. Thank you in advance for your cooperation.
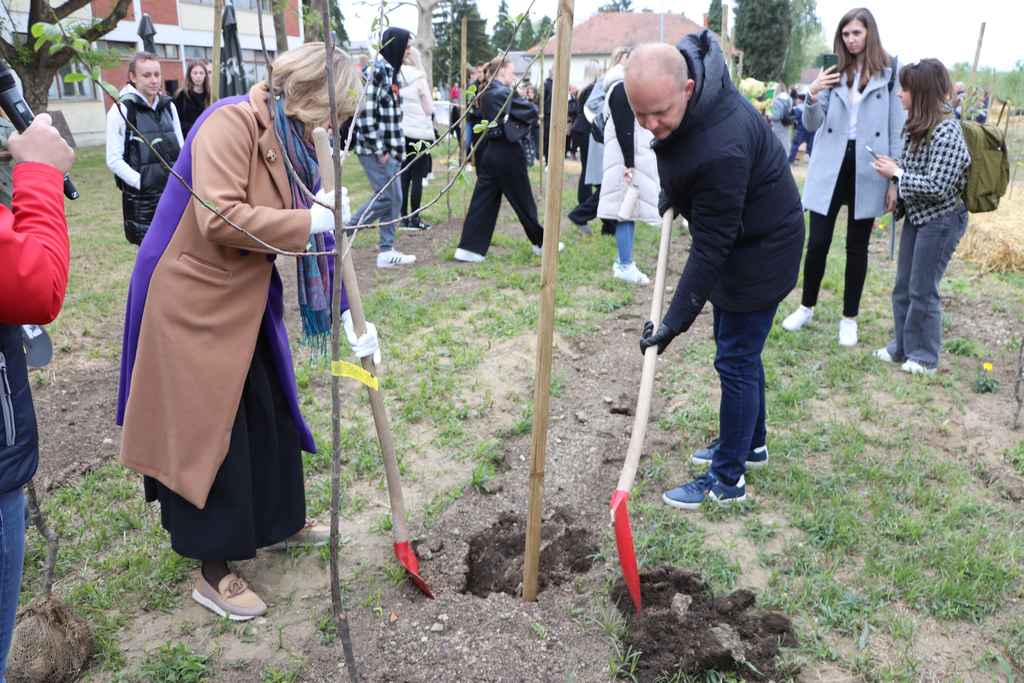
[393,540,435,599]
[611,490,642,614]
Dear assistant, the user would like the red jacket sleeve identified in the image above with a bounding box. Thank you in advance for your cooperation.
[0,163,69,325]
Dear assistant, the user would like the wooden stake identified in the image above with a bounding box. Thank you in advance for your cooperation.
[460,17,468,221]
[211,0,223,102]
[523,0,573,604]
[539,49,545,198]
[967,22,985,96]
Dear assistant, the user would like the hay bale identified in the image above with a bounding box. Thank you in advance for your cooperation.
[7,593,94,683]
[957,190,1024,272]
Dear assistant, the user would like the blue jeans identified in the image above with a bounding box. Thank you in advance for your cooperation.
[350,154,402,251]
[0,487,26,683]
[711,305,776,486]
[886,206,969,369]
[615,221,635,266]
[788,128,814,161]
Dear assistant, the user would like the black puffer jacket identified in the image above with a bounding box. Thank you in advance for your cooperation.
[119,91,181,245]
[655,30,805,333]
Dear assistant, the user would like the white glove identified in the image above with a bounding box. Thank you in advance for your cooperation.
[342,309,382,365]
[339,186,351,225]
[309,188,336,235]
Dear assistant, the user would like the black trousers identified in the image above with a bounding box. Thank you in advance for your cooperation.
[801,140,876,317]
[458,136,544,256]
[572,129,592,206]
[401,137,432,217]
[144,322,305,561]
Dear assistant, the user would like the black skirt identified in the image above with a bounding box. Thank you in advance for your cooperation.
[144,322,306,561]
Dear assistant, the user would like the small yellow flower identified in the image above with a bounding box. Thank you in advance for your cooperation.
[984,363,993,372]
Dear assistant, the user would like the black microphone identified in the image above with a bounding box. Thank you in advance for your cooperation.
[0,59,79,200]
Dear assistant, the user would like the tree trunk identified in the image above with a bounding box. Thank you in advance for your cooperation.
[274,0,290,54]
[304,0,323,42]
[21,69,56,114]
[415,0,440,90]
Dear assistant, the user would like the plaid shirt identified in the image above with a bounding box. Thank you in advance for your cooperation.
[353,58,405,161]
[894,115,971,225]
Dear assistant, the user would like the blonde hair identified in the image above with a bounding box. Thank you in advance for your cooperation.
[484,55,512,79]
[404,45,426,73]
[269,43,363,136]
[610,46,629,68]
[580,59,600,92]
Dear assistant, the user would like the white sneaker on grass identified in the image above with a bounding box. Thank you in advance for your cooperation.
[782,305,813,331]
[901,360,936,376]
[873,348,894,362]
[838,318,858,347]
[613,261,649,284]
[377,250,416,268]
[531,242,564,256]
[454,248,486,262]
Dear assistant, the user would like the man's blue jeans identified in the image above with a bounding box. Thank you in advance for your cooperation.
[0,487,26,683]
[711,305,777,486]
[350,154,402,251]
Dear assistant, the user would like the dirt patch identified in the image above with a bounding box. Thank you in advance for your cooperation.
[611,566,799,683]
[463,509,599,598]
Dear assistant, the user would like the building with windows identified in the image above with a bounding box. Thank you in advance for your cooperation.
[4,0,305,145]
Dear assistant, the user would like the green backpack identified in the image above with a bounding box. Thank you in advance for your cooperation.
[959,118,1010,213]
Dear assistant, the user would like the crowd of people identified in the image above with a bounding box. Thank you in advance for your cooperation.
[1,8,983,670]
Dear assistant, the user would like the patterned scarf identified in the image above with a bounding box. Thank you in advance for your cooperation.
[274,96,331,355]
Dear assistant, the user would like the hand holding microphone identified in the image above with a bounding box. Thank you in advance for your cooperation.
[0,59,79,199]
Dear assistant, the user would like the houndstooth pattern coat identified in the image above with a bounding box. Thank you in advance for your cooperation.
[893,116,971,225]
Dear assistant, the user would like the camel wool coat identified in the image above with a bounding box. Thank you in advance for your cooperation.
[118,83,313,509]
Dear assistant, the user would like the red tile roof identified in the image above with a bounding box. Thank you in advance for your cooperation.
[526,11,711,56]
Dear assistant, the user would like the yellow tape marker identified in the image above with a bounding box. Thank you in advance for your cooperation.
[330,360,379,391]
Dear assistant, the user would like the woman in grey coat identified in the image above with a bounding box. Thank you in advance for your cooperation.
[781,7,905,347]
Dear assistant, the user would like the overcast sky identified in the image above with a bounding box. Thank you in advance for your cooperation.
[343,0,1023,71]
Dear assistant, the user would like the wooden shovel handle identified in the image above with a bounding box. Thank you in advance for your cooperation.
[312,128,411,545]
[614,210,674,494]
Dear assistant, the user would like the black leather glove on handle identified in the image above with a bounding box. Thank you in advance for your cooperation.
[639,320,675,355]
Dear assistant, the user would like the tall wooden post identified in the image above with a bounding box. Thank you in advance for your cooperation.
[538,49,545,199]
[211,0,223,102]
[967,22,986,95]
[460,16,468,220]
[523,0,573,604]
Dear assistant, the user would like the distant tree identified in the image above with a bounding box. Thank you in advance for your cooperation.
[733,0,791,82]
[781,0,821,86]
[515,14,536,51]
[431,0,490,88]
[536,15,554,41]
[599,0,633,13]
[707,0,722,35]
[302,0,347,45]
[491,0,516,53]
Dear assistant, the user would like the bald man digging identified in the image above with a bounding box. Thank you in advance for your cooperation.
[632,35,805,511]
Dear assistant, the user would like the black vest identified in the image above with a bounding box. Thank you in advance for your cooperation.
[118,92,181,245]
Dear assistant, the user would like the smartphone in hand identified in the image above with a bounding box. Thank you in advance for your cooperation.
[866,145,880,161]
[821,53,839,72]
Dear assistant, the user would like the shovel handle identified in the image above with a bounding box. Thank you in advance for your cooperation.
[614,210,674,494]
[312,128,411,546]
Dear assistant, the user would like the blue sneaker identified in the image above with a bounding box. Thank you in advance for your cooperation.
[689,439,768,470]
[662,472,746,510]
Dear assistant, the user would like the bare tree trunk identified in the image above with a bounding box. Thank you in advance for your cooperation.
[414,0,441,90]
[274,0,290,54]
[304,0,324,42]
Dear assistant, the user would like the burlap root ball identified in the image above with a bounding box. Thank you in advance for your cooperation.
[6,593,95,683]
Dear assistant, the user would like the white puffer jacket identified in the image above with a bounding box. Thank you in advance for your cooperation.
[597,65,660,224]
[399,65,435,142]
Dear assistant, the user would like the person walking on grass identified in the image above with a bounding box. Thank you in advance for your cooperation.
[781,8,905,348]
[453,56,562,263]
[349,27,416,268]
[0,114,75,683]
[398,46,434,232]
[117,45,381,621]
[596,54,659,285]
[870,59,971,376]
[628,37,804,511]
[568,60,601,232]
[765,81,793,156]
[788,93,814,163]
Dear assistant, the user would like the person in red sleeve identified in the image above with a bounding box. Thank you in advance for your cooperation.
[0,113,75,683]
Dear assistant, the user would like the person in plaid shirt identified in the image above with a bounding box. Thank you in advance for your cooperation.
[350,27,416,268]
[870,58,971,375]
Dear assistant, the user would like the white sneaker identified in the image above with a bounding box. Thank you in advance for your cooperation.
[426,173,435,180]
[532,242,564,256]
[454,248,485,262]
[613,261,649,284]
[421,178,429,187]
[377,250,416,268]
[782,305,813,331]
[465,164,473,174]
[901,360,936,376]
[873,348,894,362]
[838,319,858,347]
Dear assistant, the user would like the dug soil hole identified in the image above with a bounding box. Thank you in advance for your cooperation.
[611,566,799,683]
[463,508,599,598]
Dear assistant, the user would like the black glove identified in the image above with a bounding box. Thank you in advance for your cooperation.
[640,320,675,355]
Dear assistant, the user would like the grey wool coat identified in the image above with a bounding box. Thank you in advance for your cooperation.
[801,62,907,220]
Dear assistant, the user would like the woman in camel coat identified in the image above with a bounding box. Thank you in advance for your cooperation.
[116,44,374,620]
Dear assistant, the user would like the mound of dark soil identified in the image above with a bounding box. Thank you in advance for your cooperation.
[611,566,799,683]
[463,508,599,598]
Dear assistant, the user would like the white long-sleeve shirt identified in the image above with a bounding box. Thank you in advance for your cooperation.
[105,84,184,190]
